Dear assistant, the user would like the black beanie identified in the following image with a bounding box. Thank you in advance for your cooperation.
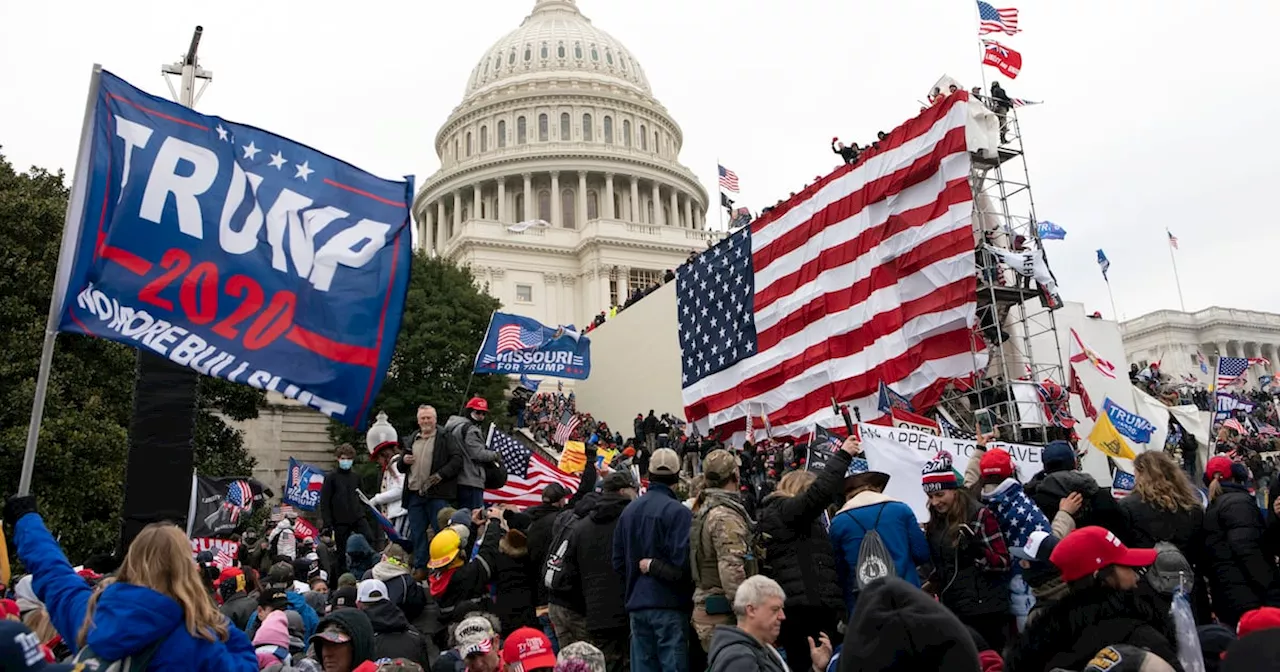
[840,578,980,672]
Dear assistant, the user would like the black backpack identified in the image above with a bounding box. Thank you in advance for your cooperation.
[70,639,162,671]
[842,503,897,591]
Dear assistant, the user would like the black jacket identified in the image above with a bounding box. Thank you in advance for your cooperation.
[364,599,431,668]
[1118,494,1210,622]
[926,505,1010,618]
[219,592,256,632]
[491,535,539,636]
[321,468,363,526]
[1202,484,1280,626]
[397,429,464,503]
[546,492,600,614]
[526,455,597,607]
[432,514,504,626]
[1027,469,1129,539]
[565,493,631,631]
[1005,587,1182,672]
[757,451,847,613]
[707,625,787,672]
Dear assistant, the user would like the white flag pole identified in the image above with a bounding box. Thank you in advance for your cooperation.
[19,64,104,496]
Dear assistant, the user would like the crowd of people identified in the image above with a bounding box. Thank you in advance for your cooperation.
[4,386,1280,672]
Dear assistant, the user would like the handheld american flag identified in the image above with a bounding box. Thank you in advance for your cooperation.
[678,94,979,438]
[485,451,579,509]
[490,425,533,479]
[1216,357,1249,392]
[553,411,580,445]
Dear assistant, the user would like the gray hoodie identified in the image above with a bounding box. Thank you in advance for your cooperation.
[444,415,498,489]
[707,625,787,672]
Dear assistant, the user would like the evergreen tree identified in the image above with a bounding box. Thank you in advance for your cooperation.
[0,150,262,561]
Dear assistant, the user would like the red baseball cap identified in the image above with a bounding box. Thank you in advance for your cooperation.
[979,448,1014,478]
[1204,455,1234,483]
[502,627,557,671]
[465,397,490,413]
[1050,526,1158,582]
[1237,606,1280,638]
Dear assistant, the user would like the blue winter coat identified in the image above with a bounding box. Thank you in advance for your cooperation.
[611,482,693,612]
[16,514,257,672]
[827,492,930,616]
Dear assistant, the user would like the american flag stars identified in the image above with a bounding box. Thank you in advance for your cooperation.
[676,226,756,386]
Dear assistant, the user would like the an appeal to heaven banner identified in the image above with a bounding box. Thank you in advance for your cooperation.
[857,424,1043,521]
[57,71,413,427]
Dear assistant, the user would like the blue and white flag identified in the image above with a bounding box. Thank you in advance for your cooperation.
[1096,249,1111,280]
[518,372,541,392]
[474,312,591,378]
[54,70,412,427]
[876,381,915,414]
[1102,397,1157,444]
[1036,221,1066,240]
[283,457,326,511]
[1112,469,1136,500]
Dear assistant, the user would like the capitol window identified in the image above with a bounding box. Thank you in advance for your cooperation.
[620,55,628,71]
[494,55,501,73]
[498,120,507,148]
[587,191,599,220]
[629,269,663,293]
[640,124,647,150]
[517,116,527,144]
[557,42,566,58]
[524,45,532,62]
[623,120,631,147]
[560,113,570,140]
[509,48,516,65]
[480,125,488,152]
[603,116,613,144]
[538,190,551,222]
[606,49,614,65]
[590,45,599,61]
[466,132,472,157]
[541,42,549,59]
[574,42,583,59]
[539,114,549,142]
[515,284,533,303]
[562,189,576,229]
[582,114,593,142]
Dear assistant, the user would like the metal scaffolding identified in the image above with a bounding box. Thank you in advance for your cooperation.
[938,107,1068,444]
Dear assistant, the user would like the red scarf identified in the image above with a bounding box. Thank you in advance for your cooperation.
[429,567,457,598]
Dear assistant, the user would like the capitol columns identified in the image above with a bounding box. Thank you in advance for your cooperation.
[523,173,533,221]
[578,172,588,227]
[473,184,481,222]
[496,178,507,224]
[630,177,640,223]
[651,182,663,226]
[550,171,562,227]
[682,193,693,230]
[453,190,462,230]
[670,189,680,228]
[436,200,447,251]
[543,272,561,319]
[604,173,616,219]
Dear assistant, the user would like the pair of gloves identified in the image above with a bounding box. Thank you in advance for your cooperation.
[3,496,36,525]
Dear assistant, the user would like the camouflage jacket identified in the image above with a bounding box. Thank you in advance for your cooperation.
[691,489,754,606]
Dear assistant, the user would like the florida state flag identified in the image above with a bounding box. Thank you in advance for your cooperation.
[982,40,1022,79]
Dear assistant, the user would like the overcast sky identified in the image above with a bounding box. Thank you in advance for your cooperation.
[2,0,1277,322]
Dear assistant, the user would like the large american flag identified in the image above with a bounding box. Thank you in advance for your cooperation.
[497,324,543,353]
[490,426,533,479]
[977,1,1019,35]
[485,450,578,508]
[1216,356,1250,392]
[718,164,740,193]
[678,94,979,439]
[223,480,254,524]
[553,410,580,445]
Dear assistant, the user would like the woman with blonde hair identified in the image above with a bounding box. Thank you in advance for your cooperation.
[7,495,256,670]
[756,439,854,672]
[1118,450,1209,621]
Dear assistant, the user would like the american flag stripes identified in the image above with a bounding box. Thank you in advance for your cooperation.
[1112,470,1136,500]
[718,164,740,193]
[678,94,979,438]
[485,451,579,509]
[1216,356,1250,392]
[977,2,1020,35]
[1167,230,1179,250]
[497,323,543,353]
[553,410,580,445]
[1010,98,1041,108]
[490,426,533,479]
[213,547,236,569]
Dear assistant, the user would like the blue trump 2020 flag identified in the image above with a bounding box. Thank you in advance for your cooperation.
[55,70,412,427]
[1036,221,1066,240]
[474,312,591,379]
[1102,397,1157,444]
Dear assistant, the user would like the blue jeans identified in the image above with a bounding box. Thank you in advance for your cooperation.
[538,613,560,653]
[405,491,450,569]
[457,485,485,512]
[630,609,688,672]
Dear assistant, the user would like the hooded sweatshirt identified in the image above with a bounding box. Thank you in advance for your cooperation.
[362,600,430,667]
[15,514,257,672]
[314,609,376,668]
[707,625,788,672]
[839,577,980,672]
[254,611,292,669]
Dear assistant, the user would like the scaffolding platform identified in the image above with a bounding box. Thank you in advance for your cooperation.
[970,148,1021,168]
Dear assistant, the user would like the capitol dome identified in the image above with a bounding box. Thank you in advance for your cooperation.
[415,0,716,333]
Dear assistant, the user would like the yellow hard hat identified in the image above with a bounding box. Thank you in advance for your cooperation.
[428,528,462,569]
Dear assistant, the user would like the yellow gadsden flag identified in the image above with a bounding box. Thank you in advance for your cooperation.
[1087,413,1136,460]
[558,441,587,474]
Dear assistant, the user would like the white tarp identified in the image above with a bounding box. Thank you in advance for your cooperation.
[858,424,1042,521]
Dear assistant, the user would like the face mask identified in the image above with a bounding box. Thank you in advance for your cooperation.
[338,459,354,470]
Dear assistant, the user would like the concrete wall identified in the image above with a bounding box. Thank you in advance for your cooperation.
[223,395,337,492]
[573,281,685,435]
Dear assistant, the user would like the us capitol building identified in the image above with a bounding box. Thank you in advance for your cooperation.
[413,0,717,329]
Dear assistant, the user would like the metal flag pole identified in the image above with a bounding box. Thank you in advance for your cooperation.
[1167,229,1186,312]
[19,65,104,496]
[1104,277,1120,322]
[716,158,725,232]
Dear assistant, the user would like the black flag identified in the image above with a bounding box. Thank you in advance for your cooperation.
[189,475,271,538]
